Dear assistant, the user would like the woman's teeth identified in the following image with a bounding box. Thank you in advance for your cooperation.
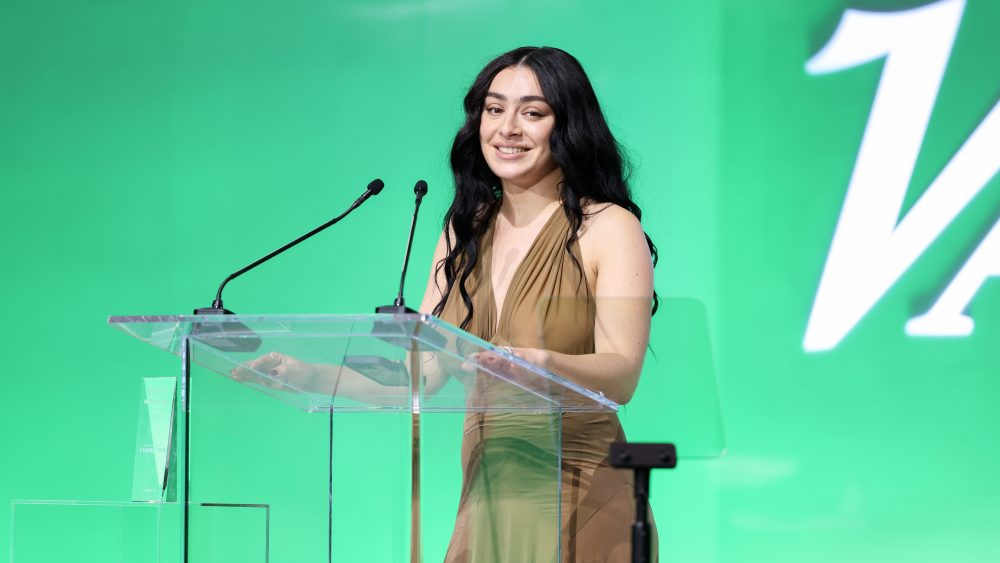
[498,147,526,154]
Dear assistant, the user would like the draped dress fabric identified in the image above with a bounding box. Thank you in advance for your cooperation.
[440,207,657,562]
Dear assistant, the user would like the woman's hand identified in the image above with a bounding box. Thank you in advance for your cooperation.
[465,346,550,383]
[230,351,317,391]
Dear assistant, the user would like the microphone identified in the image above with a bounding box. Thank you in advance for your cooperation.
[376,180,428,315]
[195,178,385,316]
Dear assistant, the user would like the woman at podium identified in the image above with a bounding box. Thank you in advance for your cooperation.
[419,46,659,563]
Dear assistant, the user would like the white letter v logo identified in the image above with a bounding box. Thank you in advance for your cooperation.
[803,0,1000,352]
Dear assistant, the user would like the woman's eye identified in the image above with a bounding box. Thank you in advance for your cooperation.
[485,107,503,116]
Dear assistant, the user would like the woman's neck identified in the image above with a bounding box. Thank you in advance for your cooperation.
[499,168,563,227]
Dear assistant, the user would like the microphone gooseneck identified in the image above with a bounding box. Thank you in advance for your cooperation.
[394,180,427,307]
[377,180,427,314]
[196,178,384,315]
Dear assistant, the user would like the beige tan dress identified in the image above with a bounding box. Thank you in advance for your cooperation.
[440,208,657,562]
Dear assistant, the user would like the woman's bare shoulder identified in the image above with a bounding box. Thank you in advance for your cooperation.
[580,201,643,237]
[577,201,649,282]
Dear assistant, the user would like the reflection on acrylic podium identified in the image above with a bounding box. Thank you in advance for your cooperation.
[11,314,615,563]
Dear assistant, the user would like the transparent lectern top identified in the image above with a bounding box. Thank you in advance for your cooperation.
[108,313,619,414]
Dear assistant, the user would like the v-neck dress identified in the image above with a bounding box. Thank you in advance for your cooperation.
[440,208,657,563]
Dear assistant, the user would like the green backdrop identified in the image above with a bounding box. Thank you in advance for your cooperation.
[2,0,998,561]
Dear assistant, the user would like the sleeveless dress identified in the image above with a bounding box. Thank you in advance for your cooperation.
[440,208,657,562]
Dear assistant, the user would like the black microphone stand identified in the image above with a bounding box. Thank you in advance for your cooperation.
[195,178,384,316]
[190,178,384,353]
[610,442,678,563]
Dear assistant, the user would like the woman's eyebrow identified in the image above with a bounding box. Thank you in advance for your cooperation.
[485,92,549,104]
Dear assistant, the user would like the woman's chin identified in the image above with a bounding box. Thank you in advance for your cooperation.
[489,165,561,191]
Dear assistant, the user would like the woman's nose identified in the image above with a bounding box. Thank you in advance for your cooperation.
[499,112,521,137]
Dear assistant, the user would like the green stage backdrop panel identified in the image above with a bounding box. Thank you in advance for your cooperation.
[1,0,998,561]
[718,1,1000,561]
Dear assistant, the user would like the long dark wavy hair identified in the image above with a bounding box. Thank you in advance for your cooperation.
[433,46,659,328]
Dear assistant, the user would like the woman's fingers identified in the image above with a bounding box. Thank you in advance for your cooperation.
[464,351,517,376]
[231,351,292,388]
[250,351,282,371]
[268,363,287,378]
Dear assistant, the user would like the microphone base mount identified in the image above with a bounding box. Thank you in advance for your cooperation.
[193,307,236,315]
[375,304,418,315]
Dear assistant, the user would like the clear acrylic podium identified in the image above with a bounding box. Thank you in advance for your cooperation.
[105,313,619,563]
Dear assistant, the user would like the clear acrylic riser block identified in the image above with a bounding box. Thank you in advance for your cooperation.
[10,500,267,563]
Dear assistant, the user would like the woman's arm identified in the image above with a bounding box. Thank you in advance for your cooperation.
[415,228,459,394]
[514,204,654,405]
[417,230,449,316]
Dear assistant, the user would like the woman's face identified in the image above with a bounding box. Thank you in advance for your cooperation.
[479,66,558,189]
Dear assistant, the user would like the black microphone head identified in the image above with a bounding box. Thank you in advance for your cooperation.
[414,180,428,197]
[367,178,384,195]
